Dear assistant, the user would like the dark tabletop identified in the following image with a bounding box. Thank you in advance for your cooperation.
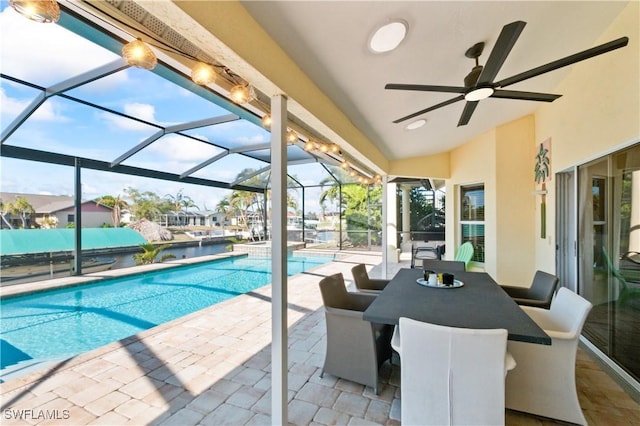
[363,268,551,345]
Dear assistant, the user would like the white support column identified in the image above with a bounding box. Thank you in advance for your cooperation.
[385,179,399,264]
[630,171,640,252]
[382,176,388,277]
[402,185,411,248]
[270,94,288,426]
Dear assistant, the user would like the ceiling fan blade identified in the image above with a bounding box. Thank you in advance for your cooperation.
[385,84,465,94]
[497,36,629,88]
[491,89,561,102]
[393,95,465,124]
[457,101,479,127]
[477,21,526,85]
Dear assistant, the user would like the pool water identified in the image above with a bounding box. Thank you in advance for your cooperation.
[0,254,331,372]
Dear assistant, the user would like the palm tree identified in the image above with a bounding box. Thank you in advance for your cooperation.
[165,189,199,227]
[133,243,176,265]
[95,194,129,227]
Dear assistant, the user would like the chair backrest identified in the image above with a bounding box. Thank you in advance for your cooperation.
[454,242,474,268]
[351,264,371,291]
[529,270,560,303]
[399,317,508,425]
[545,287,593,337]
[422,259,466,272]
[319,273,352,310]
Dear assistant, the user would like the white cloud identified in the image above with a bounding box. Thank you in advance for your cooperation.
[124,103,156,122]
[147,134,221,163]
[0,87,70,123]
[98,102,158,132]
[0,7,120,85]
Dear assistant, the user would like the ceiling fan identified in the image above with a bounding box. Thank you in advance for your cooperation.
[386,21,628,127]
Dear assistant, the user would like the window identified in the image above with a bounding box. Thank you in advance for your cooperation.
[460,184,485,263]
[67,214,75,223]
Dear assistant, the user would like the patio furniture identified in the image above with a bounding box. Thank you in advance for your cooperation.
[351,263,390,294]
[363,268,550,345]
[505,287,592,425]
[602,246,640,305]
[318,273,393,394]
[393,317,514,425]
[421,259,466,273]
[410,241,443,268]
[500,270,559,309]
[454,241,474,270]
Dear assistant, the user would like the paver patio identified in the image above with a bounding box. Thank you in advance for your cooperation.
[1,251,638,425]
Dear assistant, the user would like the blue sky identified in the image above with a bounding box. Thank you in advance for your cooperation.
[0,3,333,214]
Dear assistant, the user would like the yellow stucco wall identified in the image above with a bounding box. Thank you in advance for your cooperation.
[445,117,536,284]
[444,2,638,283]
[534,1,639,272]
[495,116,536,284]
[388,152,451,179]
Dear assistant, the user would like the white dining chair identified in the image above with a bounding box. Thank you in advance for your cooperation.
[505,287,593,425]
[393,317,515,425]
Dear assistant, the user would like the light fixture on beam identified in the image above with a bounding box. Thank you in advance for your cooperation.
[261,113,272,129]
[122,39,157,70]
[9,0,59,23]
[286,129,298,144]
[191,62,216,86]
[229,84,256,105]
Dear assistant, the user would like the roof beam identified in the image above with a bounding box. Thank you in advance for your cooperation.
[1,145,263,193]
[229,142,272,154]
[1,93,46,144]
[230,165,271,187]
[180,151,229,178]
[165,114,239,133]
[111,129,165,167]
[47,59,128,95]
[111,113,240,167]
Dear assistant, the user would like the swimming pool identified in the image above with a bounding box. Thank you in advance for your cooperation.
[0,254,331,374]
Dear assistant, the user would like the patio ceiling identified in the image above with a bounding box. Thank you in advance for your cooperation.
[1,1,632,193]
[0,1,376,196]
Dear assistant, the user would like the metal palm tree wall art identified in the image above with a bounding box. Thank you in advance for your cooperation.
[534,139,551,238]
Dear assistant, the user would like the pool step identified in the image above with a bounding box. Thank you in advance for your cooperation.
[0,356,71,383]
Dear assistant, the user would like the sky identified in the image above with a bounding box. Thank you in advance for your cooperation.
[0,3,334,215]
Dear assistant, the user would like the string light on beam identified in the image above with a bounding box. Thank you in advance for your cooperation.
[9,0,59,23]
[191,62,216,85]
[286,129,299,144]
[229,84,256,104]
[261,113,272,129]
[122,39,157,70]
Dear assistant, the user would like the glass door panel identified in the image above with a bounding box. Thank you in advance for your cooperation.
[578,143,640,382]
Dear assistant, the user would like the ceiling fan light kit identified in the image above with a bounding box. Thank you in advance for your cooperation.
[406,119,426,130]
[369,19,408,53]
[386,20,628,126]
[465,87,494,101]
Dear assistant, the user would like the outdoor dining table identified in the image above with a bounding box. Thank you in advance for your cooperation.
[363,268,551,345]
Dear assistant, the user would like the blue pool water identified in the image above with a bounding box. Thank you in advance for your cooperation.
[0,254,331,372]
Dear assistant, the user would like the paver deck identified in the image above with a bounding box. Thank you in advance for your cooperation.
[1,250,638,425]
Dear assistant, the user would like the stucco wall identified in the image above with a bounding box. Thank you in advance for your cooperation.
[443,3,638,284]
[446,117,536,285]
[534,1,640,272]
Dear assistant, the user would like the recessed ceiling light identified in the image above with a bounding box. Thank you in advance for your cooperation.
[406,119,426,130]
[369,20,408,53]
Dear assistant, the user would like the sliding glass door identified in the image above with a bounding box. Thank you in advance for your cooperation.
[577,143,640,382]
